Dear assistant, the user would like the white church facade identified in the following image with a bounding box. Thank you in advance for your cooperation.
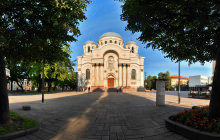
[77,32,145,90]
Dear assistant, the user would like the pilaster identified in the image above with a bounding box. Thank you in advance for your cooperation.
[127,64,130,87]
[92,64,95,86]
[119,64,122,87]
[123,64,126,87]
[96,64,99,86]
[141,67,144,86]
[100,64,104,86]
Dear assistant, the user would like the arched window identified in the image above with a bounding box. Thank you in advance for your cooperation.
[101,42,103,45]
[131,69,136,80]
[115,41,117,44]
[88,46,90,52]
[86,69,90,80]
[131,47,134,53]
[108,56,114,69]
[110,40,112,43]
[105,41,107,44]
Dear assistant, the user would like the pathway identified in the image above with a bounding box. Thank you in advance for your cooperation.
[9,91,209,140]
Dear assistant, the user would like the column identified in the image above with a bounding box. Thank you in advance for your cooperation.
[123,64,126,87]
[78,68,82,89]
[94,64,97,86]
[119,64,122,87]
[98,64,101,86]
[92,64,95,86]
[127,65,130,87]
[100,64,104,86]
[96,64,99,87]
[141,67,144,87]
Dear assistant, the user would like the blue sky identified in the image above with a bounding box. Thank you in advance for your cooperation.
[70,0,213,77]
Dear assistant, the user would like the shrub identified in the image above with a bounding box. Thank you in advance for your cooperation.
[169,106,220,132]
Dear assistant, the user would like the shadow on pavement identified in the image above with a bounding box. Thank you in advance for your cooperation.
[10,92,190,140]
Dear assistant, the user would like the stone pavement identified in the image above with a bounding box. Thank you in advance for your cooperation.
[8,91,209,140]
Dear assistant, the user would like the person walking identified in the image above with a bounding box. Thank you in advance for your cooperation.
[117,87,119,94]
[88,87,90,93]
[121,87,123,93]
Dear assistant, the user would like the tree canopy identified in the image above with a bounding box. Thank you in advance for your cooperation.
[119,0,220,119]
[0,0,90,123]
[158,71,171,90]
[1,0,90,64]
[119,0,218,64]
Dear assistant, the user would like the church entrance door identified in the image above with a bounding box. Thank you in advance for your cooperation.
[108,78,114,88]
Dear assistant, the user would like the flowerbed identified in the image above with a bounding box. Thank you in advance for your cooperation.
[169,106,220,133]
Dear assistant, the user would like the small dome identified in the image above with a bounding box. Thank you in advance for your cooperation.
[126,41,137,45]
[85,40,96,45]
[99,32,122,39]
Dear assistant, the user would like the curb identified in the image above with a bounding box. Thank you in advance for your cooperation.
[165,119,220,140]
[0,124,39,140]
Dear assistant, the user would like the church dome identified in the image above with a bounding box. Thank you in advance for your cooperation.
[126,41,137,45]
[85,40,96,45]
[99,32,122,39]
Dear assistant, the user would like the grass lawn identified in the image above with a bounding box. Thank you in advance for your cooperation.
[15,91,39,94]
[0,111,37,135]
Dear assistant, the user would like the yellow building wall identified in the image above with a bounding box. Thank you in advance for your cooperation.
[171,78,188,86]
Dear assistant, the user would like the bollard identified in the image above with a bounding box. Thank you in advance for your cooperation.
[156,79,165,106]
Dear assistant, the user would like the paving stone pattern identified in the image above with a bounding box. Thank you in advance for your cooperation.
[9,91,209,140]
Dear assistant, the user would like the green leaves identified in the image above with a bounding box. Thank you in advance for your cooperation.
[119,0,220,63]
[1,0,90,64]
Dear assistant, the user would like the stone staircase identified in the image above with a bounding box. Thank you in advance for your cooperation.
[90,87,146,93]
[91,87,105,92]
[137,86,146,92]
[107,88,117,92]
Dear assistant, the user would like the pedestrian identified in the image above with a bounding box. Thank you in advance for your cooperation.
[117,87,119,93]
[88,87,90,93]
[121,87,123,93]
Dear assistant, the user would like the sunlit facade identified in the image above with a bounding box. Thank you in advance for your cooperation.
[77,32,145,89]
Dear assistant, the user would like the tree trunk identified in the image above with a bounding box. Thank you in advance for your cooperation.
[38,74,42,93]
[0,51,10,124]
[48,81,51,92]
[209,47,220,119]
[10,81,13,91]
[16,81,24,92]
[54,83,57,91]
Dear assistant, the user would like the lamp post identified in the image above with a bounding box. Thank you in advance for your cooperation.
[178,61,181,104]
[42,63,45,103]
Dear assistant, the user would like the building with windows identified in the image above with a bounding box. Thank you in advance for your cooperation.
[5,68,33,91]
[77,32,145,90]
[7,79,33,91]
[189,75,212,91]
[170,75,189,87]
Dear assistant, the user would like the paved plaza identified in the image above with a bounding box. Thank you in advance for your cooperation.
[9,91,209,140]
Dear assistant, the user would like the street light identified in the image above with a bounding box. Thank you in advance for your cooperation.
[178,61,181,104]
[42,63,45,103]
